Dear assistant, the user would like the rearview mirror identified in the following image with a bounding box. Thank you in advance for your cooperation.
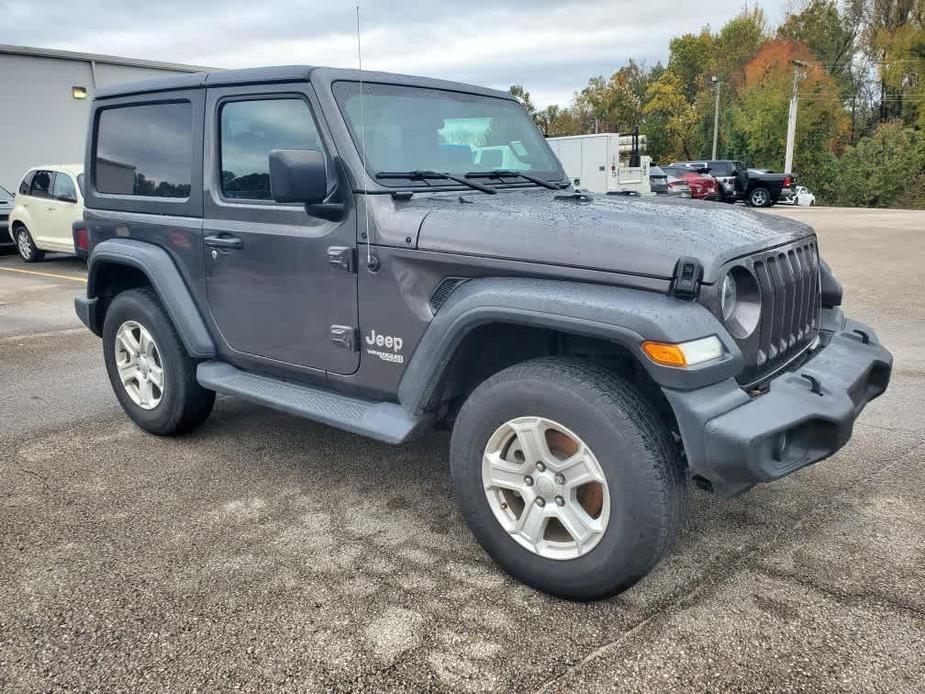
[269,149,327,204]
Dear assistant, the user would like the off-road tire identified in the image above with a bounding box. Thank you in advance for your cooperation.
[14,225,45,262]
[103,288,215,435]
[450,357,685,601]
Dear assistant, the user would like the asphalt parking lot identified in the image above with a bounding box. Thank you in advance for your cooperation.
[1,206,923,692]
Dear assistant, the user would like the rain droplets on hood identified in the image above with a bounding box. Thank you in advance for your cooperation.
[411,189,816,282]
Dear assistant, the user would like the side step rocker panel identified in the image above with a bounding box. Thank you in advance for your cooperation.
[196,361,426,444]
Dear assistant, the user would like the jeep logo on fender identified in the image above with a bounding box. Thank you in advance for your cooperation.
[364,329,404,364]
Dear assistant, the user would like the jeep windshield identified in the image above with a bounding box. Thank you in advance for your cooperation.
[333,81,564,189]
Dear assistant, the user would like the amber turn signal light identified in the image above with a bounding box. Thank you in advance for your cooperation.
[641,336,724,368]
[641,341,687,367]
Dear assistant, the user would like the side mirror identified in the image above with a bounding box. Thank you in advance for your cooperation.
[269,149,327,204]
[56,193,78,203]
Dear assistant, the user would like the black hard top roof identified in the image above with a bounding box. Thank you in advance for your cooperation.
[94,65,513,101]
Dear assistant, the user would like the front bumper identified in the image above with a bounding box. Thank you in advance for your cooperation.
[664,310,892,496]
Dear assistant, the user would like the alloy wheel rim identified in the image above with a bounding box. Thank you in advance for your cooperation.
[753,190,768,205]
[17,231,31,259]
[114,321,164,410]
[482,416,610,560]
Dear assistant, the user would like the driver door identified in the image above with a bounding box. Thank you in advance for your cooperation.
[202,84,359,375]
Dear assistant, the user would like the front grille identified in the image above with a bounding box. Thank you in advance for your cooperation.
[739,240,821,385]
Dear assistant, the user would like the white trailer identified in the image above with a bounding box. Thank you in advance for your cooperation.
[546,133,652,196]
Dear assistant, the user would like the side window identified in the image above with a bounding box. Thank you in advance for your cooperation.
[52,173,77,201]
[219,98,322,200]
[19,171,35,195]
[30,171,54,199]
[95,101,193,198]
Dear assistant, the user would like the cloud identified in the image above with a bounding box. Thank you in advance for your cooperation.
[2,0,789,107]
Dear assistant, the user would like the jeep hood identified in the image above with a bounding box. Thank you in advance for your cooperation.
[412,189,815,283]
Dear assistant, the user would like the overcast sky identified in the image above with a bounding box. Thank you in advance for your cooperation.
[1,0,789,107]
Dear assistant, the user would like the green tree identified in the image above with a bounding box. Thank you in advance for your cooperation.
[865,0,925,123]
[715,7,768,85]
[873,1,925,126]
[643,71,702,159]
[830,121,925,206]
[667,29,714,100]
[535,105,582,137]
[508,84,536,119]
[572,60,652,133]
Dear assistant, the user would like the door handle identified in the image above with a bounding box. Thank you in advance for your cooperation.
[204,234,243,249]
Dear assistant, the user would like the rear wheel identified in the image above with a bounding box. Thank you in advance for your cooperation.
[450,357,685,601]
[748,187,771,207]
[14,225,44,262]
[103,288,215,435]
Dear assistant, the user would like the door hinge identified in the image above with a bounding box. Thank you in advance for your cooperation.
[327,246,356,273]
[671,257,703,299]
[330,325,358,351]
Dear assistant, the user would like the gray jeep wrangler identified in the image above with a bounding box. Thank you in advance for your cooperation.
[75,66,892,600]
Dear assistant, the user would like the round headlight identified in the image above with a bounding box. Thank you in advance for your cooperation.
[721,273,737,322]
[720,267,761,338]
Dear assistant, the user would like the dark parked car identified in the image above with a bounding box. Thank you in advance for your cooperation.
[75,66,891,601]
[0,184,14,251]
[672,160,795,207]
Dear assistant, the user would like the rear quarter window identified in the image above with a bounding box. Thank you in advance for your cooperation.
[19,171,35,195]
[95,101,193,198]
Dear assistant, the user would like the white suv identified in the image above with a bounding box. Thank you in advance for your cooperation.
[9,165,84,262]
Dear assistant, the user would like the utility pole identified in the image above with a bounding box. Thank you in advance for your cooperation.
[784,60,806,174]
[711,75,720,160]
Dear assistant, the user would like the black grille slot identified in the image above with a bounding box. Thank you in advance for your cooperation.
[429,277,468,313]
[739,240,820,386]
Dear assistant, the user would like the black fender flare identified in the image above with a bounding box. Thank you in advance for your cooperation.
[84,239,216,358]
[397,277,742,415]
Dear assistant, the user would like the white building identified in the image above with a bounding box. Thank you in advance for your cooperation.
[0,45,209,192]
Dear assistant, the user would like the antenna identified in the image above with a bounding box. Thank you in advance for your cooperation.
[356,4,377,271]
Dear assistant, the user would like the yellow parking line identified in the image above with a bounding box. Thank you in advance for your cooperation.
[0,266,88,283]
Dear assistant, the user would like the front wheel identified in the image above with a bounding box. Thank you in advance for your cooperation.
[103,288,215,435]
[450,357,685,601]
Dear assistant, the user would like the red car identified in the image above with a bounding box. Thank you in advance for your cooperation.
[662,166,719,200]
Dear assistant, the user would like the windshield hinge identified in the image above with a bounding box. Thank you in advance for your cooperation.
[671,257,702,299]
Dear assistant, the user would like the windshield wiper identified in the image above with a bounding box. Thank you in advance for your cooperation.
[375,170,497,195]
[465,169,562,190]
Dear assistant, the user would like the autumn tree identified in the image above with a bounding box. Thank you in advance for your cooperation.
[730,39,849,181]
[777,0,862,88]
